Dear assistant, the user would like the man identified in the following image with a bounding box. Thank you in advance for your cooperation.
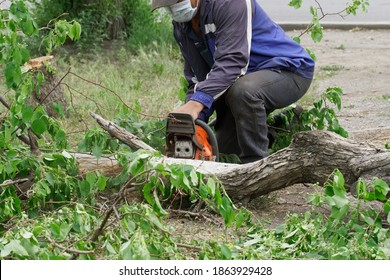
[152,0,315,163]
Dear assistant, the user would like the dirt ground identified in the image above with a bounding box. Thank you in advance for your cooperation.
[302,28,390,145]
[169,28,390,240]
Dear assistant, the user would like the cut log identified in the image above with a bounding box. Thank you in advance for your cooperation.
[77,113,390,201]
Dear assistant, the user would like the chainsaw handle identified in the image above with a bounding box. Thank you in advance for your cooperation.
[195,119,219,162]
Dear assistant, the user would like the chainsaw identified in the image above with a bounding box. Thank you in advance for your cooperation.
[165,113,219,161]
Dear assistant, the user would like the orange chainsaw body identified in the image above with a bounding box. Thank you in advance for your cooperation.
[165,113,218,161]
[193,125,213,160]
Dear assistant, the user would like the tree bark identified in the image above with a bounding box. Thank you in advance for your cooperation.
[75,113,390,201]
[27,56,68,118]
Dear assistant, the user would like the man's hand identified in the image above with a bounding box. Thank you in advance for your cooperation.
[173,100,204,120]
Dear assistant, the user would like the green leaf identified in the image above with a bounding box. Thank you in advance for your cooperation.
[147,212,166,231]
[373,179,389,199]
[20,47,30,64]
[207,177,216,197]
[331,195,349,209]
[60,223,72,240]
[285,228,299,239]
[220,196,235,227]
[97,175,107,191]
[330,204,349,220]
[360,213,375,226]
[143,183,154,205]
[220,244,232,259]
[199,183,209,199]
[332,171,347,197]
[310,6,318,16]
[311,25,323,43]
[288,0,302,9]
[104,241,117,255]
[71,22,82,40]
[235,210,246,229]
[86,172,96,186]
[384,200,390,214]
[306,48,317,61]
[2,240,29,257]
[79,180,91,198]
[5,62,21,88]
[50,223,61,238]
[153,190,168,216]
[22,106,34,123]
[45,172,55,186]
[123,218,136,233]
[189,169,199,186]
[275,224,286,235]
[120,240,132,259]
[31,118,47,134]
[21,19,36,36]
[91,145,103,159]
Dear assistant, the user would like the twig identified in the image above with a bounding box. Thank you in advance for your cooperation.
[113,205,129,239]
[169,209,222,225]
[0,91,11,110]
[298,1,349,38]
[68,71,166,119]
[176,243,201,251]
[62,82,103,115]
[64,83,90,131]
[37,68,71,108]
[28,128,41,156]
[39,13,69,31]
[0,178,28,187]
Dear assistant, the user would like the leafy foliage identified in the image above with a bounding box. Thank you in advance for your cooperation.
[1,155,389,260]
[290,0,369,45]
[269,87,348,153]
[31,0,174,52]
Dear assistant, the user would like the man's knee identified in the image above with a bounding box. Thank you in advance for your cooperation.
[225,78,259,107]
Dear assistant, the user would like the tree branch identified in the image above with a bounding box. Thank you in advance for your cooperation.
[44,236,95,255]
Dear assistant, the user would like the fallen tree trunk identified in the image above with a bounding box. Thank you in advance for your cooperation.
[78,113,390,201]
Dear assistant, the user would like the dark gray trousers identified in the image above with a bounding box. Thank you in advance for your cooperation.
[214,69,313,163]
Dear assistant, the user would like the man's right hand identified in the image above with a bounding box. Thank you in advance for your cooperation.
[172,100,205,121]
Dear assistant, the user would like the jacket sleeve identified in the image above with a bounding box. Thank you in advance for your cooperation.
[190,0,253,108]
[182,55,214,122]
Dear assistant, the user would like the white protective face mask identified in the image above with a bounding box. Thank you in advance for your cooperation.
[165,0,198,23]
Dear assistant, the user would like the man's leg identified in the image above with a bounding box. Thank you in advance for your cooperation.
[215,69,312,163]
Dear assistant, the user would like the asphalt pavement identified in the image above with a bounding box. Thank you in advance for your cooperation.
[259,0,390,29]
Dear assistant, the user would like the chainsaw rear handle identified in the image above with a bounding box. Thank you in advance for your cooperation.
[195,119,219,162]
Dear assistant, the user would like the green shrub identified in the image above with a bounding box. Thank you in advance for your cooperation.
[32,0,174,53]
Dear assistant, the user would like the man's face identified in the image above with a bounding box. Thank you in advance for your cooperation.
[164,0,199,23]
